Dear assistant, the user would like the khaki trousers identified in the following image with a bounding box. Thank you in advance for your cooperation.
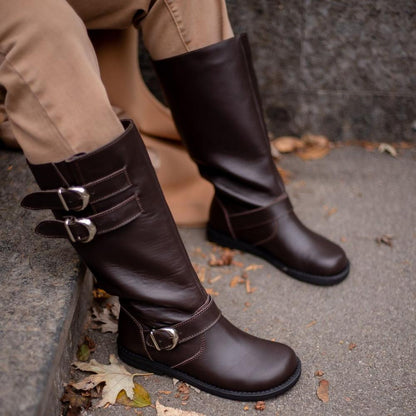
[0,0,233,164]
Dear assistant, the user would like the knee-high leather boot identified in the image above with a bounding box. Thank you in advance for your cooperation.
[21,120,300,400]
[153,34,349,286]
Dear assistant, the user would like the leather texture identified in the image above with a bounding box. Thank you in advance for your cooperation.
[22,120,299,398]
[153,34,349,284]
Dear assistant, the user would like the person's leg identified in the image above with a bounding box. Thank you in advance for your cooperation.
[0,0,123,164]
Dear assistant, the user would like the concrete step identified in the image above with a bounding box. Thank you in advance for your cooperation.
[0,150,92,416]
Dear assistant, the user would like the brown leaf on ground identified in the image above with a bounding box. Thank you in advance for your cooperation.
[375,234,394,247]
[230,275,245,288]
[245,279,256,294]
[254,401,266,411]
[155,401,205,416]
[92,288,111,299]
[317,379,330,403]
[314,370,325,377]
[244,264,264,272]
[324,206,338,218]
[205,288,219,296]
[243,405,249,411]
[297,133,331,160]
[348,342,357,351]
[208,275,222,284]
[71,354,151,408]
[272,136,304,153]
[158,390,172,395]
[232,260,244,267]
[378,143,398,157]
[305,320,317,328]
[208,248,235,266]
[61,385,92,415]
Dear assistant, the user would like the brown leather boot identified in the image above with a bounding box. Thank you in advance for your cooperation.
[21,120,300,400]
[153,34,350,286]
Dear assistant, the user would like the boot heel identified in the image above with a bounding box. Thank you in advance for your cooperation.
[118,344,165,375]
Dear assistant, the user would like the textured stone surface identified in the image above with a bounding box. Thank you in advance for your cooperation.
[0,150,91,416]
[140,0,416,142]
[66,146,416,416]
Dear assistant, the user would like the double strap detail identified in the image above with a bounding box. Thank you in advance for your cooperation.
[229,193,293,231]
[21,167,131,211]
[145,296,221,351]
[35,194,143,243]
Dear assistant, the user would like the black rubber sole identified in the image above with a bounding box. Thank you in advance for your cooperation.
[207,227,350,286]
[118,343,301,401]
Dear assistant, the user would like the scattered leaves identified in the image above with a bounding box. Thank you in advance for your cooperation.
[61,385,92,415]
[348,342,357,351]
[305,320,317,328]
[375,234,394,247]
[208,275,222,284]
[175,382,190,402]
[314,370,325,377]
[244,405,250,411]
[208,248,235,266]
[378,143,398,158]
[245,278,256,294]
[230,275,245,288]
[155,401,205,416]
[71,354,151,408]
[254,401,266,411]
[317,379,330,403]
[297,134,330,161]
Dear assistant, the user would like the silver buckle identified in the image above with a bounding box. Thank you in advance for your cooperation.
[64,218,97,243]
[150,328,179,351]
[58,187,90,211]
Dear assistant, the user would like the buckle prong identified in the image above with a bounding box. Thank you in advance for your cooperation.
[58,186,90,211]
[64,217,97,243]
[150,328,179,351]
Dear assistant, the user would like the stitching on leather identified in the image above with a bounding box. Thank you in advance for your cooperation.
[120,305,153,361]
[96,196,143,235]
[251,222,280,247]
[171,334,206,369]
[229,193,288,218]
[180,312,221,344]
[173,297,212,329]
[163,0,191,52]
[214,196,236,239]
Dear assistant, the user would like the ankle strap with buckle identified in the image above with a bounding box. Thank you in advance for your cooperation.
[21,167,131,212]
[34,194,143,243]
[145,296,221,351]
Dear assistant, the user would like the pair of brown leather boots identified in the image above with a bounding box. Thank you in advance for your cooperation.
[22,35,349,401]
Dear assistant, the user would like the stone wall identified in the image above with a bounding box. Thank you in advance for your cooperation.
[141,0,416,142]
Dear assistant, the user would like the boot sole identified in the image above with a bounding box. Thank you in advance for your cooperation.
[207,227,350,286]
[118,343,301,401]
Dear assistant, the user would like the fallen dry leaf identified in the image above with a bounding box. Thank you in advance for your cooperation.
[71,354,150,408]
[272,136,304,153]
[348,342,357,351]
[244,264,264,272]
[91,307,118,333]
[305,320,317,328]
[61,385,92,415]
[76,336,96,362]
[296,133,331,160]
[243,405,249,411]
[155,401,205,416]
[314,370,325,377]
[317,379,330,403]
[208,275,222,284]
[116,383,152,408]
[245,279,256,294]
[230,275,245,288]
[378,143,398,157]
[93,288,111,299]
[254,401,266,411]
[158,390,172,395]
[208,248,235,266]
[324,206,338,218]
[375,234,394,247]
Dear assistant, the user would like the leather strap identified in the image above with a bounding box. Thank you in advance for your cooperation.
[145,296,221,350]
[229,194,293,231]
[35,194,142,243]
[21,167,131,211]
